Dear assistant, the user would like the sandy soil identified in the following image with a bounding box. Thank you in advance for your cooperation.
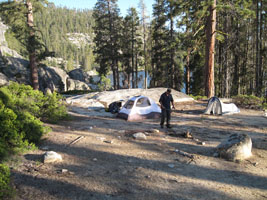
[9,101,267,200]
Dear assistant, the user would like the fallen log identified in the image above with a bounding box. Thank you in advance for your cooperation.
[174,149,194,159]
[67,136,85,146]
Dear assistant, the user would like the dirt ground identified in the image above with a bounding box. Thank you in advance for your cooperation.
[9,101,267,200]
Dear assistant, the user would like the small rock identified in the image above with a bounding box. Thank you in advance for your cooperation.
[145,175,151,179]
[41,146,49,151]
[93,158,97,161]
[201,142,206,145]
[43,151,62,163]
[144,132,150,136]
[253,162,258,166]
[151,129,160,133]
[96,137,106,141]
[104,140,113,144]
[133,132,147,140]
[89,126,93,130]
[168,164,175,168]
[61,169,68,173]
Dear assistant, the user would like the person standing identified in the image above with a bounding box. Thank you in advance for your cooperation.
[159,88,175,128]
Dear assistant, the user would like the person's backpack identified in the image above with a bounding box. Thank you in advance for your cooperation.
[108,101,122,113]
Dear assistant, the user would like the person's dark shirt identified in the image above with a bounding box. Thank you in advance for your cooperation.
[159,92,173,109]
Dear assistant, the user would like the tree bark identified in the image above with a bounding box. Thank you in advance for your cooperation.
[107,1,117,90]
[169,2,175,88]
[26,0,39,90]
[140,0,147,89]
[186,49,190,95]
[205,0,216,98]
[135,52,138,88]
[255,0,260,96]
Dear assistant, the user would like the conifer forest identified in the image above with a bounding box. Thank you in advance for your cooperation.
[0,0,266,98]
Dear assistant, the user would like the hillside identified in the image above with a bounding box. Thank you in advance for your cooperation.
[4,3,95,72]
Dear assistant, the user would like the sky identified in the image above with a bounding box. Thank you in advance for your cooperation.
[49,0,154,17]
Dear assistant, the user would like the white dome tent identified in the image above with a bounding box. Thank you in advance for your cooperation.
[117,95,161,121]
[204,97,240,115]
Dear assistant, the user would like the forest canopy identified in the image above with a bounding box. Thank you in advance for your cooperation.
[0,0,266,98]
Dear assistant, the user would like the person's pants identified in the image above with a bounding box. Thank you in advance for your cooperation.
[160,108,171,126]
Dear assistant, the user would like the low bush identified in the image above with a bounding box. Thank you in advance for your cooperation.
[232,95,264,109]
[41,92,68,123]
[0,164,13,199]
[189,95,208,100]
[0,82,67,159]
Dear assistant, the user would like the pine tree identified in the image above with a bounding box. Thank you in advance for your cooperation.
[0,0,50,90]
[93,0,122,89]
[151,0,168,87]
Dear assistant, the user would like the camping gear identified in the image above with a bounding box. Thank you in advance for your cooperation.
[117,95,161,121]
[204,97,240,115]
[108,101,122,113]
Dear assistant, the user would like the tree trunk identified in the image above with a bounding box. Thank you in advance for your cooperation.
[232,19,240,96]
[255,0,260,96]
[116,59,120,89]
[26,0,39,90]
[135,52,138,88]
[169,3,175,88]
[186,49,190,95]
[259,0,263,96]
[205,0,216,98]
[140,0,148,89]
[131,23,135,88]
[108,0,117,90]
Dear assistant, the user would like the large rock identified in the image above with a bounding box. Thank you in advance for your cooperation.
[67,78,91,91]
[66,88,194,109]
[38,65,68,92]
[0,72,9,86]
[43,151,62,163]
[0,21,23,59]
[0,57,31,84]
[216,133,252,161]
[68,68,91,83]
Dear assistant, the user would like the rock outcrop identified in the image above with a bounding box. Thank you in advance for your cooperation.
[0,72,9,86]
[0,21,23,58]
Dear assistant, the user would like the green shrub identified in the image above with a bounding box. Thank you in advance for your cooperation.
[16,111,50,144]
[0,101,24,158]
[0,83,44,117]
[98,75,111,91]
[0,82,67,159]
[232,95,264,109]
[0,164,13,199]
[41,92,68,123]
[0,82,68,122]
[189,95,208,100]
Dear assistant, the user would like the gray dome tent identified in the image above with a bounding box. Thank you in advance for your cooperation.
[117,95,161,121]
[204,97,240,115]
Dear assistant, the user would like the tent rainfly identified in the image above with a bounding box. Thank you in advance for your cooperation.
[204,97,240,115]
[117,95,161,121]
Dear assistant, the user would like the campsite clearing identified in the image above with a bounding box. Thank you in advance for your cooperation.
[9,100,267,200]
